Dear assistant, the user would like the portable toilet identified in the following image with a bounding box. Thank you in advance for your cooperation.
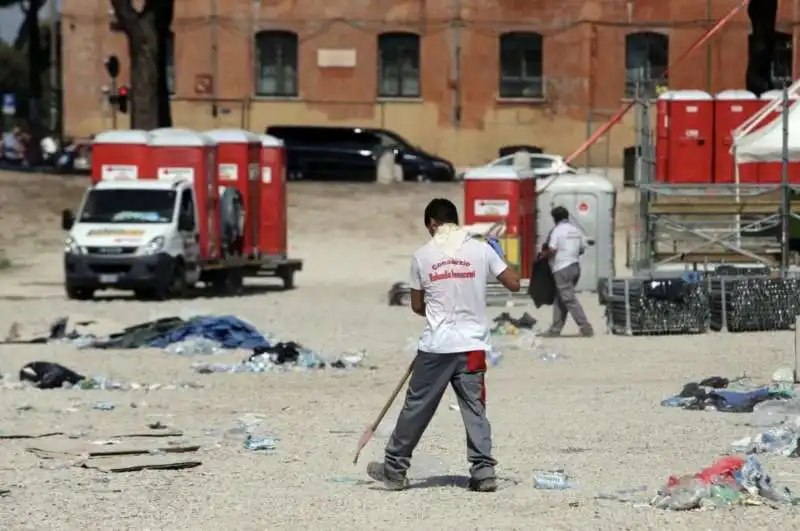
[535,173,615,292]
[150,127,196,136]
[258,134,288,258]
[756,90,800,183]
[91,130,153,183]
[463,167,537,278]
[205,129,262,257]
[714,90,762,184]
[656,90,714,183]
[148,130,222,260]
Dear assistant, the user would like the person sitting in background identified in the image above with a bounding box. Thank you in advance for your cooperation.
[2,127,26,166]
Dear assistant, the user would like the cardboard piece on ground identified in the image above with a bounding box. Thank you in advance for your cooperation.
[0,431,62,440]
[81,455,202,473]
[103,429,184,439]
[26,439,201,459]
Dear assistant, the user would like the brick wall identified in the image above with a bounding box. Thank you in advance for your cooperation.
[61,0,800,166]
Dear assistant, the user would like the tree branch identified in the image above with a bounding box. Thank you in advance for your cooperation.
[110,0,143,37]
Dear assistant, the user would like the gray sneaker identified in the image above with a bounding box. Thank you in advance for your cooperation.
[469,476,498,492]
[366,461,409,491]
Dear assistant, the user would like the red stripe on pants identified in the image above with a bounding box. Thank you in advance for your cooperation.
[466,350,487,405]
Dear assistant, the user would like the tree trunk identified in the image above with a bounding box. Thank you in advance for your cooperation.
[111,0,173,130]
[155,2,174,127]
[126,15,159,130]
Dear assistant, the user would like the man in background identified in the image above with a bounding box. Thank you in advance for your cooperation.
[368,198,520,493]
[540,206,594,337]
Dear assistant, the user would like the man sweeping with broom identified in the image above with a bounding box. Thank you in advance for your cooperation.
[366,198,521,492]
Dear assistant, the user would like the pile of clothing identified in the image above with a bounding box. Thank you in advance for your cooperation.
[661,375,794,413]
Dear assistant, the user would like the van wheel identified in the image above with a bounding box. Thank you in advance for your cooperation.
[278,267,295,290]
[66,285,94,300]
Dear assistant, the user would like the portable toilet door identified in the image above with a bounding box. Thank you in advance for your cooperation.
[756,90,800,183]
[463,166,536,278]
[149,130,222,260]
[205,129,262,257]
[90,130,153,183]
[714,90,762,184]
[661,90,714,183]
[258,134,288,258]
[536,174,616,292]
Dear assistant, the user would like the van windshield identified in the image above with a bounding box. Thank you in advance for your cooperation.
[79,189,177,223]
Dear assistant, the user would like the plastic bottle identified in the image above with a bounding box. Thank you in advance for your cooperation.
[533,471,572,490]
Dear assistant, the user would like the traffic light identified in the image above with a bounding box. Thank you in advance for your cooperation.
[107,86,129,114]
[105,55,120,79]
[117,85,128,114]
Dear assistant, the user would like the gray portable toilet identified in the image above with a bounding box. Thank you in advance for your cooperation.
[535,173,616,292]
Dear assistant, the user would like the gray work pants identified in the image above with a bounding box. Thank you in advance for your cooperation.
[385,350,496,480]
[550,263,592,333]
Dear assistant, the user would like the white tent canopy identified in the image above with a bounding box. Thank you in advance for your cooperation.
[735,89,800,163]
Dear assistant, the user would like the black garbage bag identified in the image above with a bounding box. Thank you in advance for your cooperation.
[528,257,556,308]
[19,361,85,389]
[249,341,302,365]
[644,279,689,303]
[493,312,537,330]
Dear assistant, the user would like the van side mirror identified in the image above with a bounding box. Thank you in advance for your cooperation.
[61,209,75,230]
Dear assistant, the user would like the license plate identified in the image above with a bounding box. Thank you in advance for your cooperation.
[99,274,118,284]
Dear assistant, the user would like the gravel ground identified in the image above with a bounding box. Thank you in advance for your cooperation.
[0,173,798,529]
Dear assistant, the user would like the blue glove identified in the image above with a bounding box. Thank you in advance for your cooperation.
[487,236,505,259]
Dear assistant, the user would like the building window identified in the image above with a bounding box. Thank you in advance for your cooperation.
[254,30,298,97]
[771,31,793,88]
[165,32,175,95]
[378,33,420,98]
[625,32,669,99]
[499,32,544,99]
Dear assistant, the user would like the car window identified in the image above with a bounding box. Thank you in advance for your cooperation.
[179,190,196,230]
[491,155,514,166]
[529,156,558,170]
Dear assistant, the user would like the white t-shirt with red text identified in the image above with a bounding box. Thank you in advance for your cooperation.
[409,238,508,354]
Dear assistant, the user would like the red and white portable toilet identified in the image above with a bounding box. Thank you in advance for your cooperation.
[205,129,262,257]
[148,130,222,260]
[463,167,536,278]
[91,130,153,183]
[714,90,762,184]
[656,90,714,183]
[756,90,800,183]
[258,134,288,258]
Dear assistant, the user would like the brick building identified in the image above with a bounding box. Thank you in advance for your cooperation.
[61,0,798,166]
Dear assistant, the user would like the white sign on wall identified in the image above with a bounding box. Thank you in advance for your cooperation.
[474,199,510,217]
[262,167,272,183]
[317,48,357,68]
[219,163,238,182]
[101,164,138,180]
[157,167,195,182]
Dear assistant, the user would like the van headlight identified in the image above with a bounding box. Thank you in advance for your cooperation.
[141,236,165,255]
[64,236,82,255]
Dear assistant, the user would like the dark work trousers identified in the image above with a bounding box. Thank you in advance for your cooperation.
[384,350,497,480]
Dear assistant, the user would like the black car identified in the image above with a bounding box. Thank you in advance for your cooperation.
[265,125,456,182]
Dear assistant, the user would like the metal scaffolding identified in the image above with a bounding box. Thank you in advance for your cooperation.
[629,81,800,277]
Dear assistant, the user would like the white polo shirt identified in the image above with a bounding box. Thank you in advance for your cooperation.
[409,238,507,354]
[548,221,584,272]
